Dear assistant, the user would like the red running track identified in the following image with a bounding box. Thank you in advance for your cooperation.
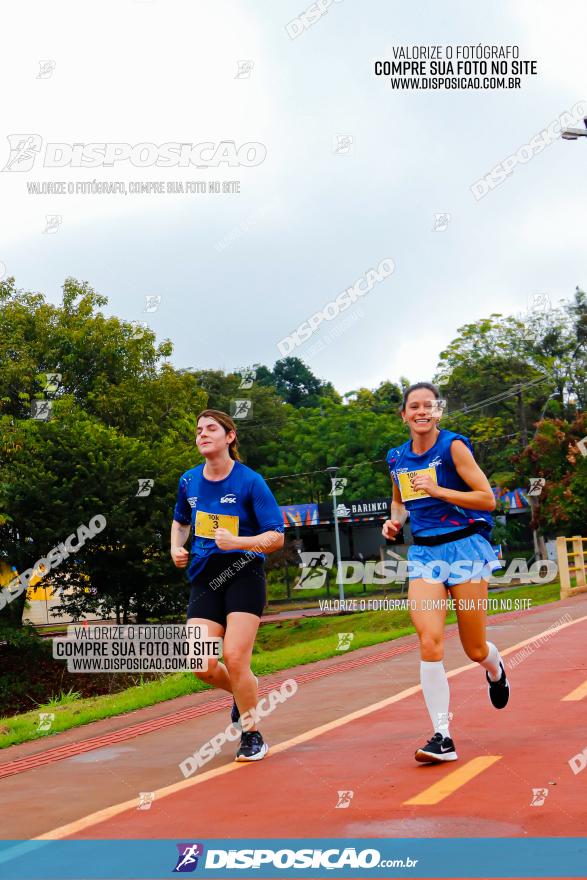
[54,615,587,842]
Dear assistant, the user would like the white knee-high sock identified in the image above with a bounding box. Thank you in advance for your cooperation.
[420,660,451,737]
[479,641,502,681]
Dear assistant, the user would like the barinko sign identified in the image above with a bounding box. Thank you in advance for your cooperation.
[318,498,391,521]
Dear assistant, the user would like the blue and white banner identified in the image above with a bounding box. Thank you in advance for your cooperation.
[0,838,585,878]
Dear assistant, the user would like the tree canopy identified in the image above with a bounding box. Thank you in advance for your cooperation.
[1,276,585,625]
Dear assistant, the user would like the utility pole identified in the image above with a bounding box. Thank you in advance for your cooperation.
[326,466,345,603]
[517,384,528,446]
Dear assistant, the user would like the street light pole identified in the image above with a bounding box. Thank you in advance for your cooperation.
[326,466,345,603]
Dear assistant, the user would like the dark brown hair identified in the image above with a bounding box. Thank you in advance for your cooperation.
[401,382,440,412]
[196,409,241,461]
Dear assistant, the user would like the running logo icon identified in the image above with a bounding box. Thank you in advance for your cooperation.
[2,134,42,171]
[530,788,549,807]
[336,633,354,651]
[293,551,334,589]
[136,479,154,497]
[173,843,204,872]
[335,790,354,809]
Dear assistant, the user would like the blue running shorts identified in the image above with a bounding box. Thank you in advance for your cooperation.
[407,533,503,588]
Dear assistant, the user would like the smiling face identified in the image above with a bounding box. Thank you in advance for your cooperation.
[402,388,442,437]
[196,416,235,458]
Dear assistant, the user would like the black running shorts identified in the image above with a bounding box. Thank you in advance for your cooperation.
[186,552,266,627]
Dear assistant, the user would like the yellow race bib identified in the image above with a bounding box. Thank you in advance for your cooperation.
[194,510,239,539]
[397,466,438,502]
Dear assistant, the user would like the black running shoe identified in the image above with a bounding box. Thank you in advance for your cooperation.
[486,661,510,709]
[235,730,268,762]
[415,732,458,763]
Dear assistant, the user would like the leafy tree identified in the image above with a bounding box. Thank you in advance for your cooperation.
[262,398,407,505]
[0,277,207,626]
[270,357,340,407]
[0,402,197,625]
[432,295,586,478]
[516,414,587,535]
[0,276,173,422]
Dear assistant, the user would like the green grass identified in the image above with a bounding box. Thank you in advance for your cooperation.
[0,581,561,750]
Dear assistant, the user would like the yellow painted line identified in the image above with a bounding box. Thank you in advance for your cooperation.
[404,756,501,805]
[34,612,587,840]
[562,678,587,701]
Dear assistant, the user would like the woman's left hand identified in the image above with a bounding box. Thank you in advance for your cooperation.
[411,474,442,498]
[214,528,242,550]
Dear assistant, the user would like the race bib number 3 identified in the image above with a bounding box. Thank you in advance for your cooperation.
[397,466,438,502]
[194,511,239,539]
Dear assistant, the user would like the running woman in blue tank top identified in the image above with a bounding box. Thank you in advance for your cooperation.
[383,382,510,764]
[171,409,284,763]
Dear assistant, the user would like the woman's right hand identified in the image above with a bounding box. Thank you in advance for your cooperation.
[382,519,402,541]
[171,546,189,568]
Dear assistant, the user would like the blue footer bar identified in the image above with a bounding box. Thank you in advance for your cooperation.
[0,838,585,879]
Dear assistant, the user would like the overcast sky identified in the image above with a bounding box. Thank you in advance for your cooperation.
[1,0,586,395]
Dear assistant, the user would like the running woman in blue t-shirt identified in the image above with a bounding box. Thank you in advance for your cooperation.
[171,409,285,762]
[383,383,510,763]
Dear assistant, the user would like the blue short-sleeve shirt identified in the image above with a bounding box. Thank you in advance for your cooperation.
[173,460,284,580]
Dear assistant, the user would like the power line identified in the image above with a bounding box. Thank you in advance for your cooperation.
[224,374,555,436]
[264,430,525,484]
